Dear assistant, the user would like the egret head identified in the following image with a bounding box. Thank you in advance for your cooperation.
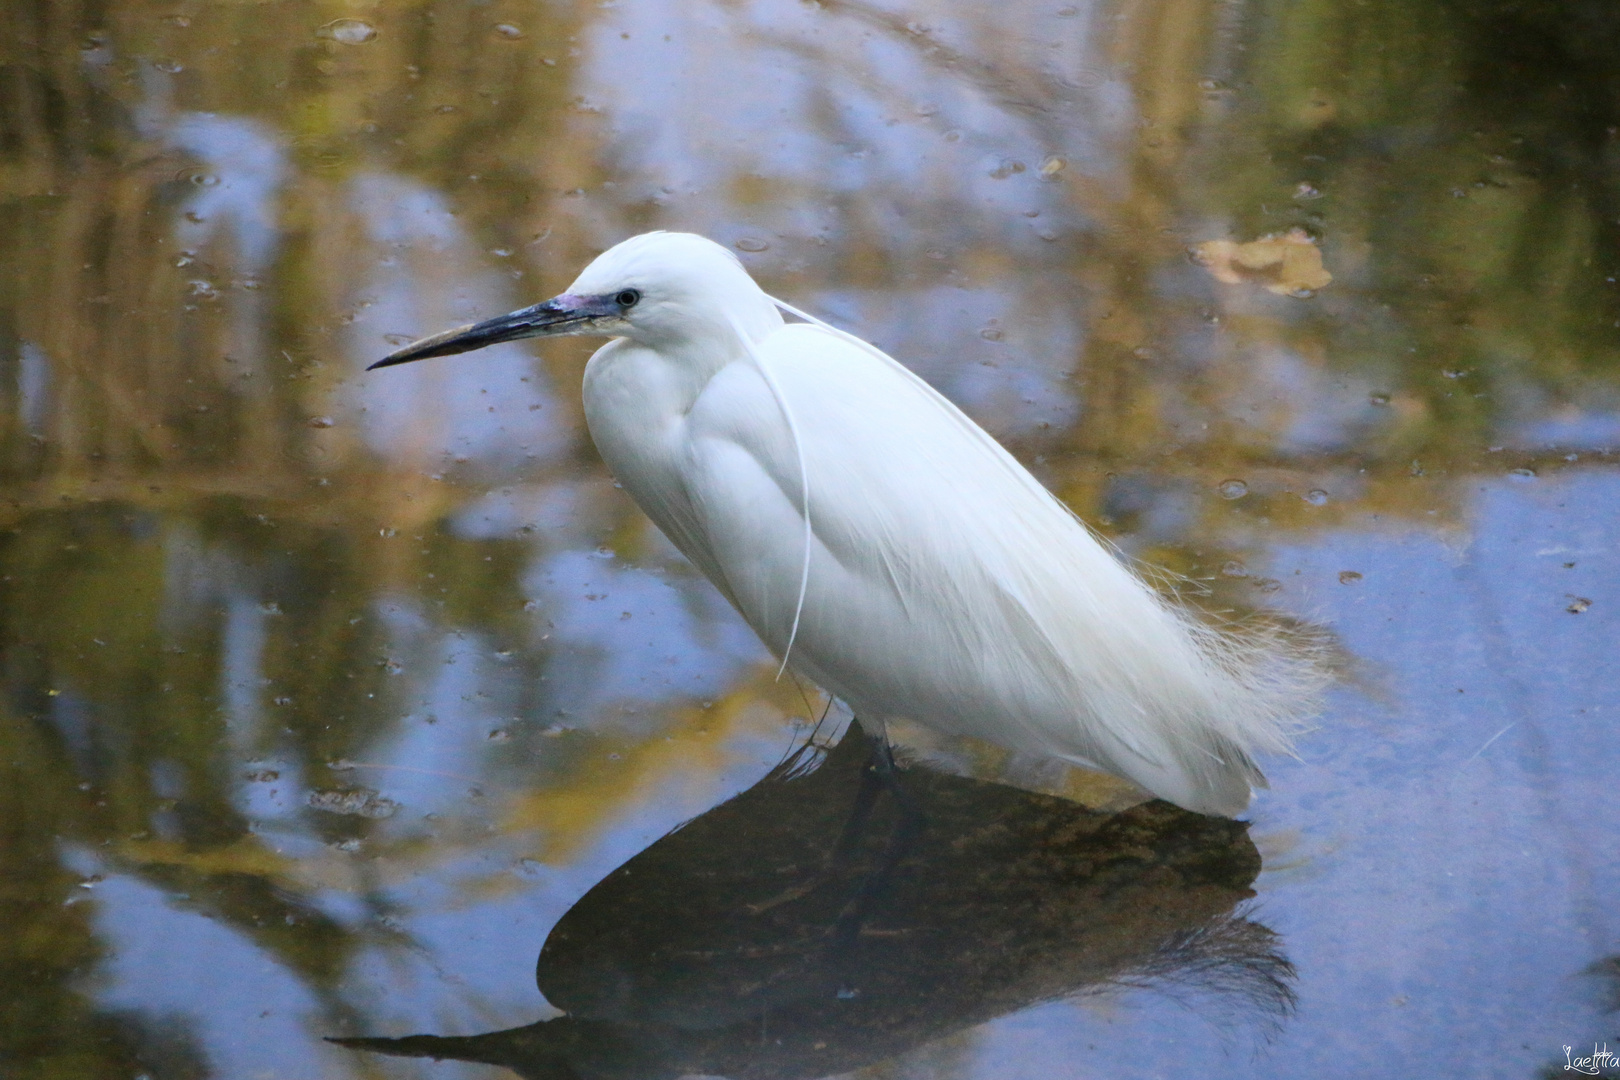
[369,231,781,369]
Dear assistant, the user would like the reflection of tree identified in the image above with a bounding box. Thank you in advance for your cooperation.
[0,692,212,1080]
[702,0,1620,572]
[1184,0,1620,483]
[0,0,606,1066]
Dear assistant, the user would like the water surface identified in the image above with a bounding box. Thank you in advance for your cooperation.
[2,1,1617,1077]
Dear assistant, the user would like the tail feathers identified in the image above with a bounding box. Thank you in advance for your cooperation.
[1124,611,1330,816]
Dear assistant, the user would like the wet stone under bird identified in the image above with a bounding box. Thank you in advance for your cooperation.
[0,1,1617,1079]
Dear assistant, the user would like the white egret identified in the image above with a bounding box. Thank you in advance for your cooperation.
[372,232,1325,816]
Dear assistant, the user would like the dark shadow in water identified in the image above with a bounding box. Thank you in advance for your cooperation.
[333,723,1293,1079]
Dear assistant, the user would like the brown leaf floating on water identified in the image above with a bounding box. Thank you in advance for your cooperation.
[1191,228,1332,297]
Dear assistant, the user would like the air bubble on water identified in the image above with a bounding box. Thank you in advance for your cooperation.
[259,601,283,615]
[306,416,334,428]
[494,23,524,38]
[308,787,398,818]
[1369,393,1391,406]
[979,326,1004,341]
[324,19,378,44]
[1509,467,1536,479]
[1219,560,1247,577]
[1303,489,1329,506]
[989,159,1027,179]
[153,59,183,73]
[1293,182,1322,200]
[1338,571,1363,585]
[488,728,511,743]
[1217,479,1248,500]
[1038,156,1067,179]
[1252,578,1281,594]
[735,237,770,252]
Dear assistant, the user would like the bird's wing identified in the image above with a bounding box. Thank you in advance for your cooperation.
[681,322,1113,722]
[680,322,1307,816]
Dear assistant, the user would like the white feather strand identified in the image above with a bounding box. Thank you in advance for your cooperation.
[725,311,814,679]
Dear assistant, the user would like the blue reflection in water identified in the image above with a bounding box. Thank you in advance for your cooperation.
[808,286,1081,439]
[73,861,330,1080]
[167,113,287,276]
[343,172,571,470]
[529,547,768,725]
[17,341,50,437]
[577,1,1110,253]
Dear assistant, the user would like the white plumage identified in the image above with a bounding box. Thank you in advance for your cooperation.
[376,231,1326,817]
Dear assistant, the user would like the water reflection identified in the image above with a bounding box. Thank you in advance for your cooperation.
[3,0,1619,1074]
[336,723,1291,1078]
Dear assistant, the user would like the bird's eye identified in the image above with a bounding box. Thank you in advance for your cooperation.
[615,289,641,309]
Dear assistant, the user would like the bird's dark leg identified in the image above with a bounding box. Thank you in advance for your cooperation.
[828,721,924,941]
[747,719,921,920]
[831,725,919,858]
[828,735,886,867]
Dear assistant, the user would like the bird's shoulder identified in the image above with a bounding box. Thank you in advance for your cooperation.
[690,322,942,444]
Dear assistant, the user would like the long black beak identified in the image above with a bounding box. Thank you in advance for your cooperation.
[368,294,614,370]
